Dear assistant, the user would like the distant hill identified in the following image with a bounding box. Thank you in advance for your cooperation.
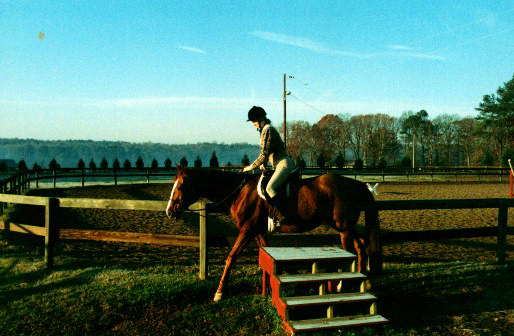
[0,138,260,169]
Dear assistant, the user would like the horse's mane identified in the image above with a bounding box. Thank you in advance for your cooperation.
[186,168,252,197]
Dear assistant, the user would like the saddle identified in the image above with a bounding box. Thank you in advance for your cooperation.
[259,167,302,202]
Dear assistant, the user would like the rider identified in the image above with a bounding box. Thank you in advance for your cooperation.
[242,106,295,231]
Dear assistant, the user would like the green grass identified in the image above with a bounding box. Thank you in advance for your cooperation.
[1,232,513,336]
[0,234,284,336]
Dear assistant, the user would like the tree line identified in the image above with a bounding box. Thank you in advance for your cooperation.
[2,73,514,171]
[284,73,514,168]
[8,151,253,172]
[0,140,259,171]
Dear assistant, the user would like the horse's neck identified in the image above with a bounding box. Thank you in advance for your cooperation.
[194,171,245,203]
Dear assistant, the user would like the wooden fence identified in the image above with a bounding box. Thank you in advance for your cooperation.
[1,192,513,279]
[1,166,513,194]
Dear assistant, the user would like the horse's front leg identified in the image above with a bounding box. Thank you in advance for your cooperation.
[254,234,269,248]
[214,228,256,302]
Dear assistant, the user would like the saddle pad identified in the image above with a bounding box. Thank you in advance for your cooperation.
[257,174,290,200]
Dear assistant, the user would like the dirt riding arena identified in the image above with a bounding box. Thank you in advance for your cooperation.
[12,181,514,265]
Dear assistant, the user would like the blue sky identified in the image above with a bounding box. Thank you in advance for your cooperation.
[1,1,514,144]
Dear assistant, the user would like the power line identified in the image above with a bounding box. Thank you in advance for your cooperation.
[289,93,327,116]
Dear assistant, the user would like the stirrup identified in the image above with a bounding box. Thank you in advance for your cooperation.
[267,217,280,234]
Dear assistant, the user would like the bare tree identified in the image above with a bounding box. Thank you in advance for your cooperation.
[433,114,459,165]
[455,117,479,166]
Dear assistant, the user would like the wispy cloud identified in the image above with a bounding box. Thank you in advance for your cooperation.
[252,30,444,61]
[388,44,412,50]
[251,30,363,57]
[252,30,332,53]
[401,53,444,61]
[178,45,207,54]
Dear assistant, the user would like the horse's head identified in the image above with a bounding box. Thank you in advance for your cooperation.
[166,165,198,219]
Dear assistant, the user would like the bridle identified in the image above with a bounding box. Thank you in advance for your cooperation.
[168,173,249,218]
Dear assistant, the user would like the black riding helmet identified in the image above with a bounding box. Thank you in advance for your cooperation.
[247,106,266,122]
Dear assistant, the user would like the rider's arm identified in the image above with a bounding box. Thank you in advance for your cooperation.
[247,125,272,170]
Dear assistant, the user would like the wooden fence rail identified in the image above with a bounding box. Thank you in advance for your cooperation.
[2,167,513,200]
[1,193,513,278]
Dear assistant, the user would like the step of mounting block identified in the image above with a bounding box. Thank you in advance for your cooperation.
[261,247,357,263]
[282,292,377,308]
[288,314,388,333]
[276,272,367,285]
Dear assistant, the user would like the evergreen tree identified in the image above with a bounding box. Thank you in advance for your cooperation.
[32,162,41,171]
[194,156,202,168]
[476,73,514,156]
[334,153,345,169]
[123,159,132,170]
[377,158,387,170]
[18,159,28,171]
[164,158,172,169]
[316,154,326,169]
[482,151,495,166]
[151,159,158,169]
[49,158,59,171]
[226,161,232,167]
[89,159,97,171]
[100,157,108,170]
[113,158,120,171]
[400,156,411,168]
[136,156,144,170]
[353,158,364,170]
[241,154,250,166]
[295,157,306,169]
[210,151,219,168]
[0,162,7,173]
[180,156,188,167]
[77,158,86,170]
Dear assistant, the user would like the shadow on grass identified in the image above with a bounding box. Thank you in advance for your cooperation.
[0,267,104,305]
[374,261,514,331]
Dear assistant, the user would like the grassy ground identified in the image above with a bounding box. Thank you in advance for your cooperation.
[1,233,513,336]
[0,235,283,336]
[1,182,514,335]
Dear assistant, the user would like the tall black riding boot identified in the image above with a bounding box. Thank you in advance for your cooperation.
[269,194,296,227]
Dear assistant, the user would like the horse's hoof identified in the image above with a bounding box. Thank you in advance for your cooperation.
[213,292,222,302]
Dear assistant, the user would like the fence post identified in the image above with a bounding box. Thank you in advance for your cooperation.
[497,199,508,264]
[2,183,7,209]
[146,170,150,184]
[17,173,21,194]
[199,200,211,280]
[53,170,56,188]
[81,168,85,187]
[45,197,60,268]
[114,169,118,186]
[0,182,4,215]
[36,171,39,189]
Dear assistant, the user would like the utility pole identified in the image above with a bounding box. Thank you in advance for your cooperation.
[412,132,416,171]
[283,74,293,149]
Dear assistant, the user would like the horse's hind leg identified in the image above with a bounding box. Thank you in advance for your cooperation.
[334,211,367,273]
[338,229,356,254]
[214,228,255,302]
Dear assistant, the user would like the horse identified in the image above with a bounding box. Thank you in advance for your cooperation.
[166,166,382,302]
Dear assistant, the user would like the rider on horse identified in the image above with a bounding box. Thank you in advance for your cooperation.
[242,106,295,232]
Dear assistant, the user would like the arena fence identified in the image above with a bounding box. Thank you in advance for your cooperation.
[1,193,513,280]
[1,165,513,193]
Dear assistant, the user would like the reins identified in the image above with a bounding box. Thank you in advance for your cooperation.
[189,174,249,216]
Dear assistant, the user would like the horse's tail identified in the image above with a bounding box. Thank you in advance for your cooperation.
[365,200,383,275]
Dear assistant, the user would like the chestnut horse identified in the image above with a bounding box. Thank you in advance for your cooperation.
[166,167,382,302]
